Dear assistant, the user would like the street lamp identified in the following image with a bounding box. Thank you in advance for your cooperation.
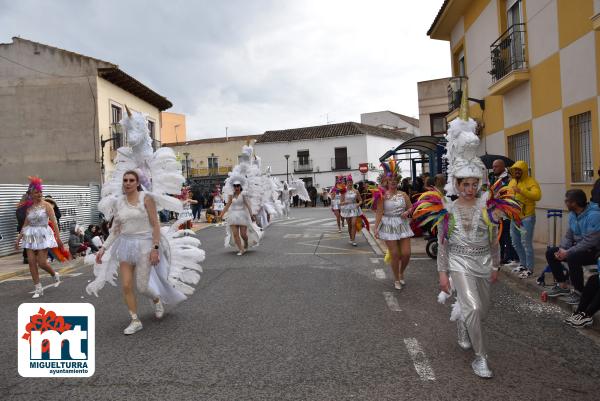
[100,131,119,183]
[284,154,290,183]
[448,76,485,110]
[183,152,190,182]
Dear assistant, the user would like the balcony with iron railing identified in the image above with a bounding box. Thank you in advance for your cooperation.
[293,159,313,172]
[331,157,351,171]
[488,23,529,95]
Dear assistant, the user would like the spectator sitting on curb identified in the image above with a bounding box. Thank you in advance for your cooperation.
[68,225,88,258]
[84,225,99,253]
[546,189,600,305]
[564,270,600,328]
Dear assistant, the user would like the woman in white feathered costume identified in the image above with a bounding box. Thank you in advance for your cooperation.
[86,107,205,335]
[222,145,263,254]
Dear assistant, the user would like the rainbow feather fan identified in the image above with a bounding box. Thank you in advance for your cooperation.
[482,178,523,240]
[365,184,384,210]
[411,188,454,242]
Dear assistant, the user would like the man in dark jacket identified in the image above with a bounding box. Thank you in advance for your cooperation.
[546,190,600,304]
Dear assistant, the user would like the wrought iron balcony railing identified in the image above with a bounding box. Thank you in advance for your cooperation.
[293,159,313,172]
[489,23,527,83]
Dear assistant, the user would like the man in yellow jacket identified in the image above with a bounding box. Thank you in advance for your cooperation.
[509,160,542,278]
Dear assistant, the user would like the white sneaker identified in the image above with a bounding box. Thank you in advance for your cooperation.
[237,251,243,256]
[32,284,43,299]
[123,319,143,335]
[352,242,357,247]
[394,281,402,290]
[154,300,165,319]
[53,272,61,287]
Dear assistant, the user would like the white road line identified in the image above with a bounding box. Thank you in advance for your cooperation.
[275,218,314,225]
[370,257,382,264]
[383,291,402,312]
[296,218,334,226]
[403,338,436,381]
[374,268,386,279]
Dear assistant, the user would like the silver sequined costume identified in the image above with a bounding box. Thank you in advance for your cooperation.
[377,192,414,240]
[22,206,58,250]
[437,197,500,360]
[340,191,361,218]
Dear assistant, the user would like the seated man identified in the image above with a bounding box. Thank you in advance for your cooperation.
[564,272,600,328]
[546,190,600,304]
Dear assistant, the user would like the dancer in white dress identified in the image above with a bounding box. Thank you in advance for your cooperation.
[86,108,204,335]
[213,186,225,226]
[222,179,259,255]
[373,161,413,290]
[340,175,362,246]
[15,176,64,298]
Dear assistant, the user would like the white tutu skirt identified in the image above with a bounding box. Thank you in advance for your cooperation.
[224,221,263,249]
[331,200,340,210]
[377,216,414,240]
[340,205,360,218]
[225,209,252,226]
[22,225,58,250]
[113,235,152,265]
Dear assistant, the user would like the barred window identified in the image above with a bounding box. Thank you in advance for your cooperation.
[569,111,593,183]
[110,104,123,150]
[507,131,530,169]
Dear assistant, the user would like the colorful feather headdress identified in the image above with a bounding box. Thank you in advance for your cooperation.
[378,158,400,183]
[18,176,43,209]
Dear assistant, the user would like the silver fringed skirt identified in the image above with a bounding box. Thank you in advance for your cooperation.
[22,225,58,250]
[377,216,414,240]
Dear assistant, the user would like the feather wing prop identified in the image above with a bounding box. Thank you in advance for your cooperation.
[483,178,523,240]
[411,188,454,242]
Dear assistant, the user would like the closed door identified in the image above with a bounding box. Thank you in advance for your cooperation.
[334,147,347,169]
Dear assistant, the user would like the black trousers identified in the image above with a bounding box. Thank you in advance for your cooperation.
[499,219,518,263]
[546,246,598,293]
[577,274,600,316]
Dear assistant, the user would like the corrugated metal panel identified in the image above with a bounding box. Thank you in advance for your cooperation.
[0,184,101,257]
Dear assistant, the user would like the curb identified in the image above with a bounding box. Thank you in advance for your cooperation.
[362,229,384,256]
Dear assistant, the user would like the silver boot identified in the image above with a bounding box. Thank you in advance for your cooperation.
[457,320,472,350]
[472,356,493,378]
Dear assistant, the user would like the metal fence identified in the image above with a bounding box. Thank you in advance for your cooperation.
[0,184,100,257]
[569,111,594,183]
[490,23,527,83]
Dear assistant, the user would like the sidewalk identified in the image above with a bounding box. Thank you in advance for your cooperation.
[0,220,212,281]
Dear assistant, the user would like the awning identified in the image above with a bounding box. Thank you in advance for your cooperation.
[379,136,444,161]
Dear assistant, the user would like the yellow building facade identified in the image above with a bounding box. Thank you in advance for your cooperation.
[165,135,261,177]
[429,0,600,242]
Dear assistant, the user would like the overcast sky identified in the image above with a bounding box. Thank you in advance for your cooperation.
[0,0,450,140]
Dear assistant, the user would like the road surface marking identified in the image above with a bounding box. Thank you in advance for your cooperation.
[370,258,382,264]
[383,291,402,312]
[404,338,436,381]
[5,272,82,283]
[275,218,314,225]
[296,218,334,226]
[284,234,302,238]
[374,268,386,279]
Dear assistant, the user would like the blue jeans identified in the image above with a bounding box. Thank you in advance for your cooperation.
[510,216,536,272]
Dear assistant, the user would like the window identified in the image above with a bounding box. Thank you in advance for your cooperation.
[507,131,530,170]
[297,150,309,165]
[569,111,593,183]
[110,104,122,149]
[457,50,465,77]
[208,156,219,175]
[333,147,348,170]
[430,113,447,136]
[453,46,465,77]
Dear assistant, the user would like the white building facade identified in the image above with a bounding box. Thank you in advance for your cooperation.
[254,122,413,189]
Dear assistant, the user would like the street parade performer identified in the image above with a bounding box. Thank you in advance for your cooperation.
[15,176,68,298]
[412,88,521,378]
[86,106,205,335]
[222,145,263,254]
[330,176,345,233]
[373,160,413,290]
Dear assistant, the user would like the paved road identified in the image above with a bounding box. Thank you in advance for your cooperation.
[1,207,599,400]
